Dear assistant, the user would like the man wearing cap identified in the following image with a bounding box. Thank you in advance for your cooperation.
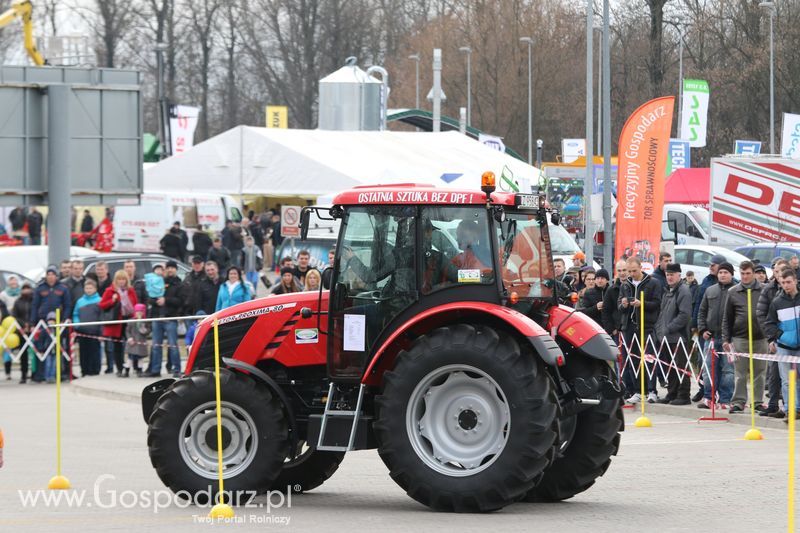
[754,264,768,285]
[722,260,768,414]
[697,262,736,408]
[577,269,609,326]
[181,256,207,315]
[572,251,586,269]
[757,259,789,416]
[654,263,693,405]
[31,266,72,381]
[692,254,726,334]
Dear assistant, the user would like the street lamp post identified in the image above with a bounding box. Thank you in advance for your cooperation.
[520,37,533,164]
[459,46,472,127]
[601,0,612,267]
[408,53,420,109]
[759,1,776,154]
[594,22,602,155]
[154,41,169,159]
[584,1,594,265]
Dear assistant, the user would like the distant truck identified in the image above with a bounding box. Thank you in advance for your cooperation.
[709,156,800,245]
[113,192,242,253]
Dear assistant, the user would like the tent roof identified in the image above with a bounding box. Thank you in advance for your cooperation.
[664,167,710,205]
[143,126,538,197]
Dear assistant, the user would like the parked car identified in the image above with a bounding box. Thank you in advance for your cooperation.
[673,245,771,281]
[734,243,800,265]
[0,270,36,291]
[81,253,191,282]
[0,245,100,281]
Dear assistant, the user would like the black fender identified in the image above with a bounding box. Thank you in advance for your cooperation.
[141,378,176,423]
[222,357,299,447]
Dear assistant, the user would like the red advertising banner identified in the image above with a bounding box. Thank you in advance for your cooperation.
[615,97,675,273]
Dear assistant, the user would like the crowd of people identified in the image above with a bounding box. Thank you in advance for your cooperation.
[559,250,800,421]
[0,242,327,384]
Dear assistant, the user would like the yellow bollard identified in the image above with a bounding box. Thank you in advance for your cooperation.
[208,318,234,519]
[789,370,796,533]
[47,308,71,490]
[635,290,652,428]
[744,289,764,441]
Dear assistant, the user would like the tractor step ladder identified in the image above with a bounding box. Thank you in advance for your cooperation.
[316,382,365,452]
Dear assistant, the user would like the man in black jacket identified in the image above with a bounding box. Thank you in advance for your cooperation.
[208,238,231,271]
[578,269,609,326]
[160,227,185,261]
[143,261,183,378]
[27,207,44,245]
[722,260,768,414]
[192,226,213,259]
[697,262,735,409]
[618,257,663,403]
[654,263,693,405]
[757,259,788,416]
[197,261,223,316]
[652,252,671,289]
[603,261,628,338]
[182,256,207,315]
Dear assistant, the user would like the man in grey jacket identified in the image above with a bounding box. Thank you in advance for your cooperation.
[722,260,768,414]
[697,262,736,409]
[654,263,693,404]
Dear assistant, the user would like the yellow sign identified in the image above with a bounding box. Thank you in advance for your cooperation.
[266,105,288,129]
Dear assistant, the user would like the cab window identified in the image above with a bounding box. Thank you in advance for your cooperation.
[496,214,555,299]
[420,207,494,294]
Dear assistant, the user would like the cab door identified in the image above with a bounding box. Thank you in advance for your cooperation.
[327,206,417,380]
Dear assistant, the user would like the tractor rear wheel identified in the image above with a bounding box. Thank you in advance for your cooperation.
[374,324,558,512]
[524,359,624,502]
[270,441,345,493]
[147,369,289,505]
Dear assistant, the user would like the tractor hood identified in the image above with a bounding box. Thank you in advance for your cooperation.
[186,291,330,373]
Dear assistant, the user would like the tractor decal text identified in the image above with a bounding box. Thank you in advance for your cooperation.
[217,302,298,325]
[357,191,477,204]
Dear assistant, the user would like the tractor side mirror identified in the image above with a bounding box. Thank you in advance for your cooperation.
[492,206,506,223]
[551,212,562,226]
[300,207,311,240]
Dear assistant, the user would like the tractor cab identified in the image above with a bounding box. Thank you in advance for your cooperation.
[300,175,563,383]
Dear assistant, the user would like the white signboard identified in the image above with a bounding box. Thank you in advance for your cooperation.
[169,105,200,155]
[561,138,586,163]
[280,205,302,238]
[781,113,800,159]
[679,79,709,148]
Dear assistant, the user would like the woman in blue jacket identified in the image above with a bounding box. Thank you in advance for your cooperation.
[216,266,252,311]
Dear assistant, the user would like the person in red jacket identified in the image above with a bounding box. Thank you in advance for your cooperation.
[99,270,138,376]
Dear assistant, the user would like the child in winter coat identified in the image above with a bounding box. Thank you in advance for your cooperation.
[144,266,165,299]
[125,304,149,377]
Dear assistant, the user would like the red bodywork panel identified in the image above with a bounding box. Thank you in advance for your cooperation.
[361,301,550,386]
[185,291,329,373]
[333,183,518,207]
[546,304,606,348]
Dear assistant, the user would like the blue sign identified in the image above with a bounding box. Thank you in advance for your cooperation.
[734,140,762,155]
[439,173,463,184]
[667,139,690,175]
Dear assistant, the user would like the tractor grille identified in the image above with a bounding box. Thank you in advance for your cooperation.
[193,317,258,368]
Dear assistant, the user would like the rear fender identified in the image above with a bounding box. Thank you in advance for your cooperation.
[546,304,617,362]
[362,302,565,386]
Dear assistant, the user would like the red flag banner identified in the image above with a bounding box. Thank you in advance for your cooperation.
[615,97,675,273]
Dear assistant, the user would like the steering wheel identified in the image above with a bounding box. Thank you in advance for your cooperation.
[353,290,392,302]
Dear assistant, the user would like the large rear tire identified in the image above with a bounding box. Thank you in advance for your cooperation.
[147,369,289,505]
[374,324,558,512]
[270,442,345,493]
[525,359,624,502]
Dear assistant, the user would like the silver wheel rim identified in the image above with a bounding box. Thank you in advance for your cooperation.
[178,401,258,479]
[406,364,510,477]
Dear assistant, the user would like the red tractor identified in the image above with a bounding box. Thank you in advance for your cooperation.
[142,176,624,512]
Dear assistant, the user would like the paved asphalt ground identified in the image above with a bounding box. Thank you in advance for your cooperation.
[0,374,796,532]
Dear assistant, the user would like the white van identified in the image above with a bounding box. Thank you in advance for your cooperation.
[662,203,751,247]
[114,192,242,253]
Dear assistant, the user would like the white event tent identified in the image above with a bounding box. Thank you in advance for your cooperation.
[143,126,537,198]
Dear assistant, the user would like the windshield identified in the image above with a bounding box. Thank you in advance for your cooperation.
[689,209,710,234]
[548,223,582,255]
[496,213,555,299]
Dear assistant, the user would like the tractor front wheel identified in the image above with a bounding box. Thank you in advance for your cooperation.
[524,359,624,502]
[374,324,558,512]
[147,369,289,505]
[270,442,345,493]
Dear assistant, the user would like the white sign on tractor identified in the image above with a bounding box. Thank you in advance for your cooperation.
[281,205,302,238]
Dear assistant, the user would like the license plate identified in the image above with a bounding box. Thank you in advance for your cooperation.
[516,194,539,208]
